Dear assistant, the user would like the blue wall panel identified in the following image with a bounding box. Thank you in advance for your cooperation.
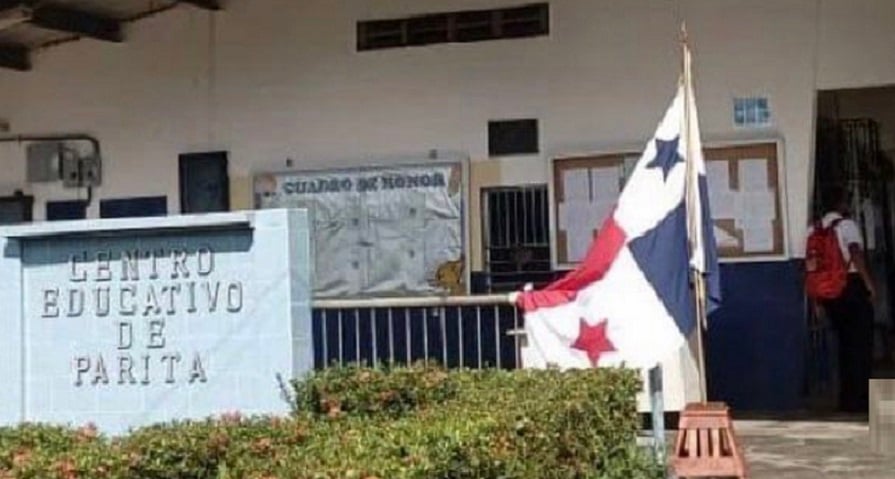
[99,196,167,218]
[707,260,807,411]
[322,262,808,412]
[46,200,87,221]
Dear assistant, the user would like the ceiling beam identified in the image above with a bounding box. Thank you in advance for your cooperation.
[0,1,30,27]
[0,43,30,71]
[180,0,222,11]
[30,5,123,43]
[0,0,24,10]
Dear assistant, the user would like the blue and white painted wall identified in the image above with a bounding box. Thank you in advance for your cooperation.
[2,0,895,411]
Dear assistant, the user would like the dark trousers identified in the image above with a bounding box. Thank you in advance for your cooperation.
[823,275,874,413]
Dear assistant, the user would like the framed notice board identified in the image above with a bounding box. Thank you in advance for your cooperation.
[254,160,468,298]
[550,151,639,268]
[550,140,786,268]
[703,141,786,260]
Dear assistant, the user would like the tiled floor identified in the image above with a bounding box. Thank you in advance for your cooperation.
[673,416,895,478]
[735,417,895,478]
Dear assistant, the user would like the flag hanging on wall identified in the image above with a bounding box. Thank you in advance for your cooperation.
[516,49,720,370]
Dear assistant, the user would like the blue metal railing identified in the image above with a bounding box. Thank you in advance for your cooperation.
[312,295,521,369]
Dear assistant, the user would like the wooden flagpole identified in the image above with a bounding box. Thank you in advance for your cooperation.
[649,22,711,467]
[681,23,710,404]
[674,26,748,479]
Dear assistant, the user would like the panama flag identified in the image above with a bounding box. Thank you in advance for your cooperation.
[516,50,720,370]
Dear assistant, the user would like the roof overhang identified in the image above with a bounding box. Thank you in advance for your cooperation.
[0,0,222,71]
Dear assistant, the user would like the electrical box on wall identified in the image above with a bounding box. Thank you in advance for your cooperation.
[25,141,102,188]
[63,155,101,187]
[26,142,63,183]
[81,155,101,187]
[60,151,81,187]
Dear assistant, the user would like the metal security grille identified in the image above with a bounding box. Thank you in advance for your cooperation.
[814,119,893,269]
[357,3,549,51]
[313,295,522,370]
[482,185,553,293]
[810,117,895,398]
[814,119,891,219]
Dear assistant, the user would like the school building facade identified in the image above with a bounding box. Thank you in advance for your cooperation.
[2,0,895,411]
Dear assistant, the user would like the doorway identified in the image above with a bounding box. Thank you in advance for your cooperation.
[179,151,229,214]
[810,87,895,411]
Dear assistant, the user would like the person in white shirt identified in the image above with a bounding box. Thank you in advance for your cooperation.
[815,186,876,414]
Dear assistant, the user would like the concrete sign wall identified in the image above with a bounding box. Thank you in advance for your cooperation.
[0,209,312,434]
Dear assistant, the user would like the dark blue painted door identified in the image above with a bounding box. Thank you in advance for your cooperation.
[179,151,229,213]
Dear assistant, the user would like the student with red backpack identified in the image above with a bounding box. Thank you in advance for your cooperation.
[805,186,876,413]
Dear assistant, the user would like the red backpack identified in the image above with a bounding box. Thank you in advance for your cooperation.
[805,218,848,300]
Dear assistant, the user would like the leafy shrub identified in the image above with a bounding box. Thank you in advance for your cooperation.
[290,362,457,418]
[0,365,661,479]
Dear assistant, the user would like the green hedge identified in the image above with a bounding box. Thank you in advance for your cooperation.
[0,365,660,479]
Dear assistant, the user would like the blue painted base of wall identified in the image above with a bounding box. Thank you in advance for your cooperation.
[328,261,808,412]
[707,260,807,412]
[472,262,809,411]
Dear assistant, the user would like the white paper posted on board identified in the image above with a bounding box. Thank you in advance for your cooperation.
[706,161,738,219]
[741,220,775,252]
[559,199,611,262]
[558,201,592,262]
[590,167,620,198]
[563,169,590,200]
[738,158,769,192]
[711,190,737,219]
[567,226,593,262]
[706,161,730,190]
[735,191,775,227]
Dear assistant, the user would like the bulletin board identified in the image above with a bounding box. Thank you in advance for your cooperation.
[703,141,786,260]
[551,152,638,267]
[254,160,468,298]
[550,140,786,269]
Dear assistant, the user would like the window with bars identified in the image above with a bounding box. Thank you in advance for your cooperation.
[481,185,554,293]
[357,3,549,51]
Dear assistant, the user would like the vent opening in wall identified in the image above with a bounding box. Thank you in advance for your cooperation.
[734,97,771,127]
[488,119,539,156]
[406,14,449,46]
[358,3,548,51]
